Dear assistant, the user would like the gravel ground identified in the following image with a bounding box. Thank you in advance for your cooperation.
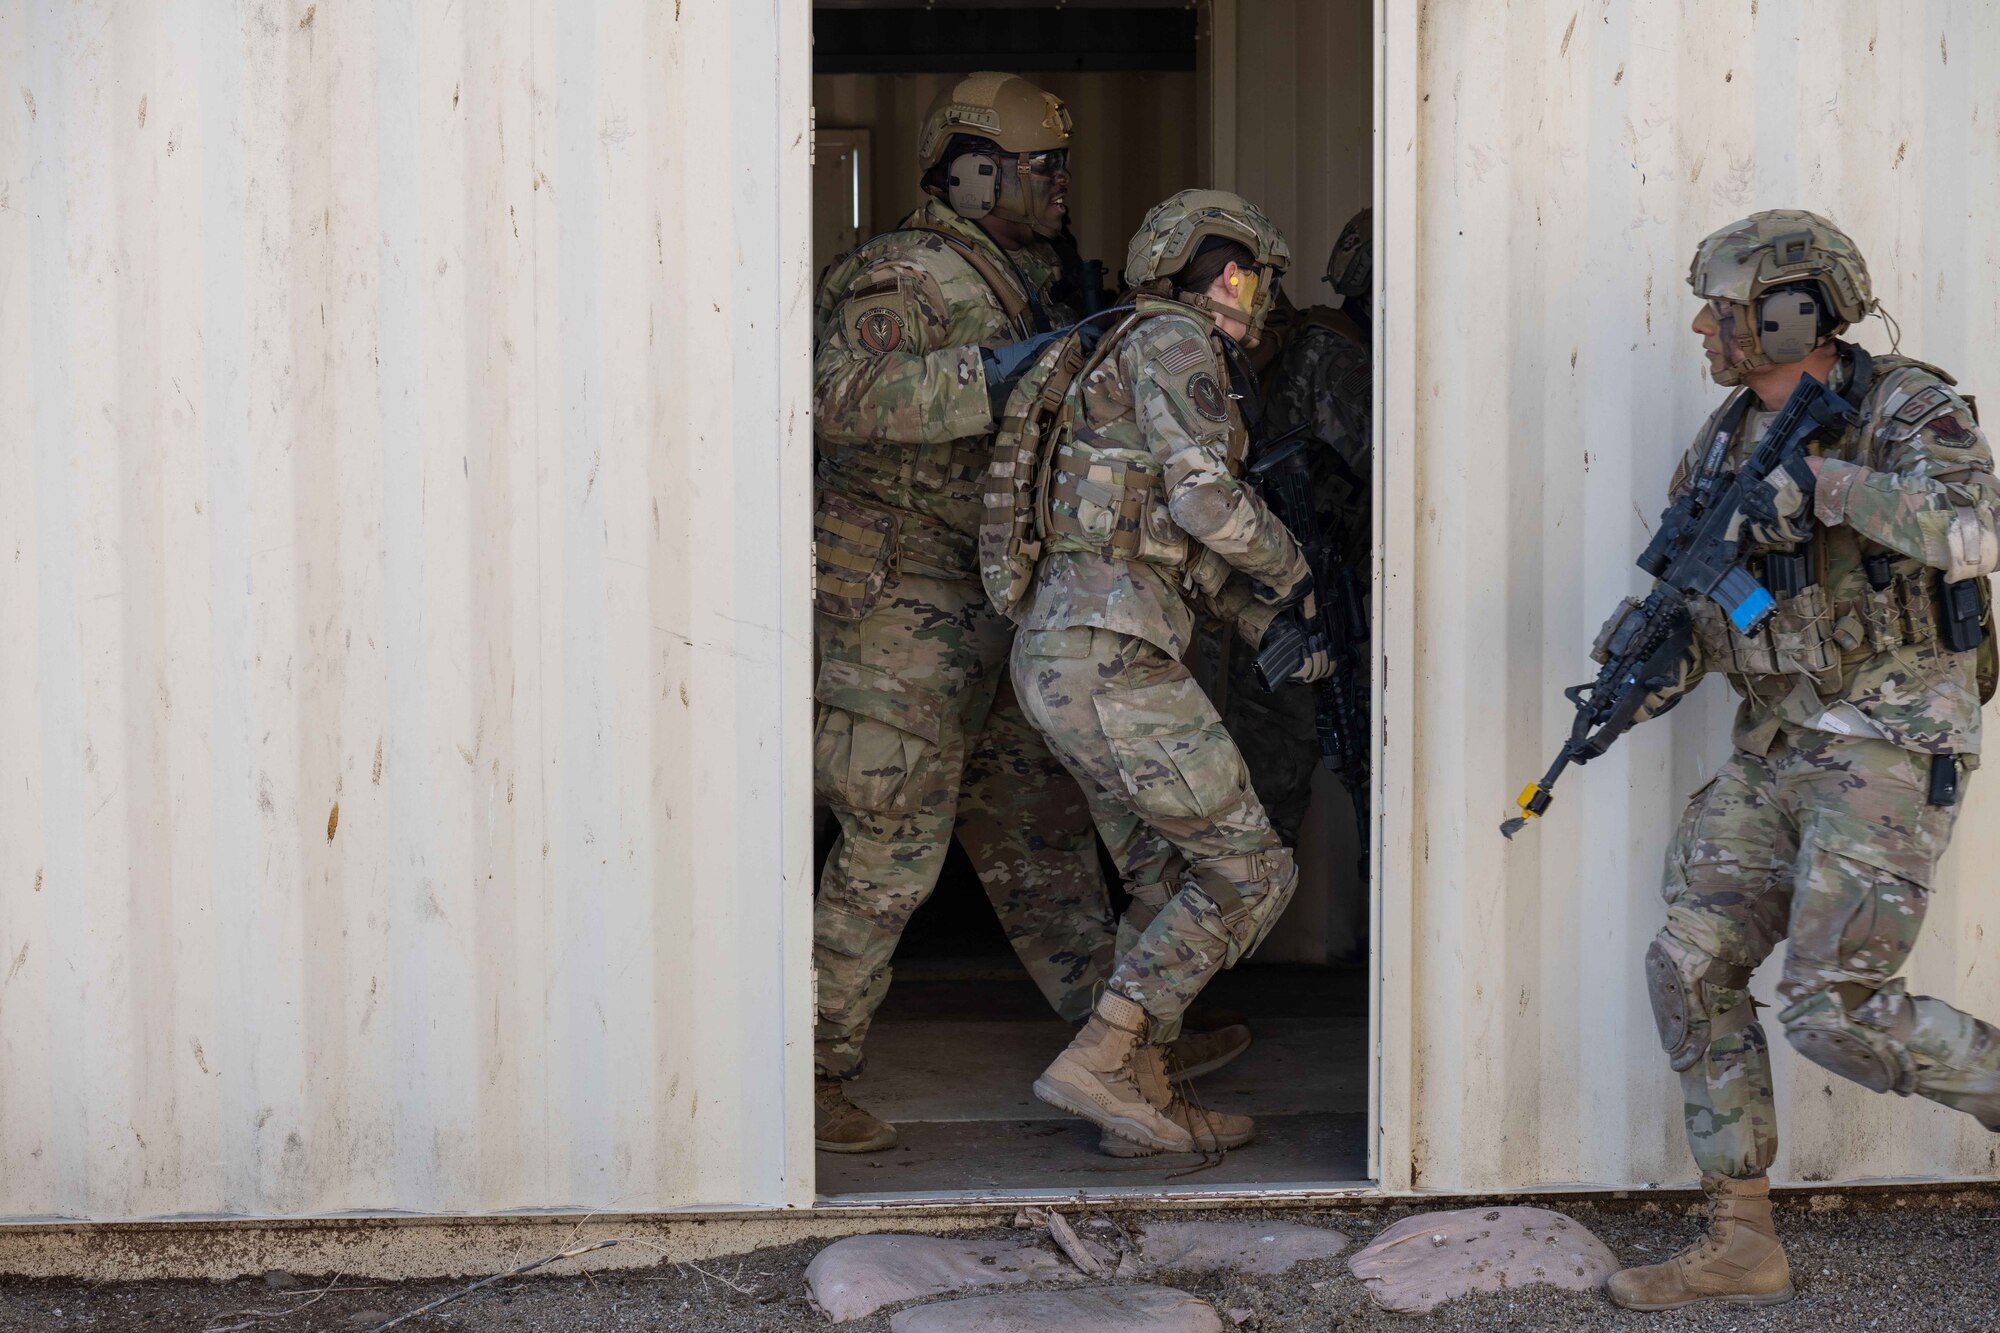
[2,1198,1997,1332]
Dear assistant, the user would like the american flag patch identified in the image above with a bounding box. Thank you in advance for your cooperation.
[1156,337,1207,375]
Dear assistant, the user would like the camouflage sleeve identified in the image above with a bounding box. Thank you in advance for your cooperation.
[1125,320,1307,589]
[1194,574,1283,646]
[813,256,992,447]
[1815,394,2000,581]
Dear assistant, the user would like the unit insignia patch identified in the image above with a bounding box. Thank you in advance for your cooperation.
[1186,370,1229,423]
[856,306,906,355]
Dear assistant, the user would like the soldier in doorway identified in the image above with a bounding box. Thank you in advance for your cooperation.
[809,75,1249,1154]
[1012,190,1330,1154]
[1603,211,2000,1310]
[1186,210,1373,864]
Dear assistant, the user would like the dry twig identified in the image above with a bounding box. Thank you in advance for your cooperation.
[364,1239,617,1332]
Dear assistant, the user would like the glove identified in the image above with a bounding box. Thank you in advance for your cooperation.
[1632,642,1700,723]
[1286,594,1335,683]
[1251,565,1313,610]
[1736,451,1815,547]
[979,330,1063,417]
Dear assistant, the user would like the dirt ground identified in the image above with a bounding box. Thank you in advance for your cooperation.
[2,1198,1996,1332]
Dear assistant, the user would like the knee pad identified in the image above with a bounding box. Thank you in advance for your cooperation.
[1646,935,1755,1073]
[1189,847,1299,965]
[1779,982,1915,1095]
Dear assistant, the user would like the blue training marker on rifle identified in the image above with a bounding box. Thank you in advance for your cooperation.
[1728,585,1775,634]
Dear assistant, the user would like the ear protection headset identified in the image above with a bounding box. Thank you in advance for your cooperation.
[1756,283,1830,364]
[945,151,1000,219]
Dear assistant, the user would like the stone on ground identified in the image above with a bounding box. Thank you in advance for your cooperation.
[1346,1206,1617,1314]
[1133,1219,1350,1275]
[888,1284,1224,1333]
[805,1233,1073,1323]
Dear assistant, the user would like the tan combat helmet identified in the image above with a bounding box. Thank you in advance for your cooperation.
[1326,207,1372,302]
[917,72,1073,237]
[1126,189,1291,345]
[1687,209,1876,382]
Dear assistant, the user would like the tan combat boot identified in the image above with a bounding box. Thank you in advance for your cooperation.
[1097,1042,1258,1157]
[1167,1023,1252,1081]
[1035,991,1196,1152]
[1606,1173,1793,1310]
[814,1071,897,1154]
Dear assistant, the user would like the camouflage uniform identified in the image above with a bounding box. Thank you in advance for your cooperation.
[1011,284,1310,1037]
[1650,346,2000,1178]
[812,197,1115,1075]
[1185,302,1371,841]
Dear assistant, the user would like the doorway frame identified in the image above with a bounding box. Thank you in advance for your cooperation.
[797,0,1415,1205]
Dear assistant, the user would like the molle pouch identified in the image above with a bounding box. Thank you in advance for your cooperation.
[1859,582,1907,652]
[1591,597,1648,665]
[1182,546,1233,601]
[1898,573,1941,647]
[1764,584,1839,685]
[813,491,899,621]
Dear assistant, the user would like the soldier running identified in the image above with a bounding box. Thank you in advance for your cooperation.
[1602,211,2000,1310]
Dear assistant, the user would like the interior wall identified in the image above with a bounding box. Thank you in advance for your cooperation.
[1383,0,2000,1191]
[811,71,1199,280]
[1210,0,1374,963]
[1216,0,1373,304]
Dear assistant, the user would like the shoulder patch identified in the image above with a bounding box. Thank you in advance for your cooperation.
[1186,370,1230,423]
[1893,384,1955,426]
[841,279,916,356]
[1156,336,1208,376]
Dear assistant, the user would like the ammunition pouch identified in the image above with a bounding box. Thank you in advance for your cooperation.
[813,492,900,621]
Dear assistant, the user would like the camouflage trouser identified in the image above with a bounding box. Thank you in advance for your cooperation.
[1183,619,1319,843]
[813,569,1116,1076]
[1012,625,1298,1043]
[1654,730,2000,1178]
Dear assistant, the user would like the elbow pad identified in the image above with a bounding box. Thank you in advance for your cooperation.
[1944,507,2000,581]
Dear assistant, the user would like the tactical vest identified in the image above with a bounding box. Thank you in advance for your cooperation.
[814,214,1050,604]
[980,296,1240,621]
[1682,351,1997,711]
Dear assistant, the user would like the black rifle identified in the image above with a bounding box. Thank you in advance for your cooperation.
[1499,371,1858,838]
[1248,427,1371,822]
[1050,218,1114,317]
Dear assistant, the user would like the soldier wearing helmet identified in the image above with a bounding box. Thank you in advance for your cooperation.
[1188,208,1374,867]
[807,77,1248,1155]
[1602,210,2000,1311]
[1011,190,1327,1155]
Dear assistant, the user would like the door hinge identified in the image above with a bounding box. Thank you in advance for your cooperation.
[809,957,819,1013]
[809,105,817,166]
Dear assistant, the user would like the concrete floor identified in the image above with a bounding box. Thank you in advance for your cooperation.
[818,963,1371,1198]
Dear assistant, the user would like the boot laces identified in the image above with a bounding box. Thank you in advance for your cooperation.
[1148,1044,1230,1180]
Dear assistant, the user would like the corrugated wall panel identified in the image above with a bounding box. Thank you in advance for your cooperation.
[1384,0,2000,1191]
[0,0,812,1220]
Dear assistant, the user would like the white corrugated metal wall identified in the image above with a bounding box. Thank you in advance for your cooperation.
[7,0,2000,1228]
[1377,0,2000,1191]
[0,0,813,1220]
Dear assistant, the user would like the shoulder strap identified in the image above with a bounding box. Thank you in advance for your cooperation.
[900,221,1037,333]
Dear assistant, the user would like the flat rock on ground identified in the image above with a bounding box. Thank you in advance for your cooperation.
[1132,1219,1351,1275]
[1346,1205,1618,1314]
[888,1284,1224,1333]
[806,1233,1074,1322]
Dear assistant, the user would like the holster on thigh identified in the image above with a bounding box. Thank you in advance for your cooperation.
[1779,980,1917,1096]
[1646,934,1757,1072]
